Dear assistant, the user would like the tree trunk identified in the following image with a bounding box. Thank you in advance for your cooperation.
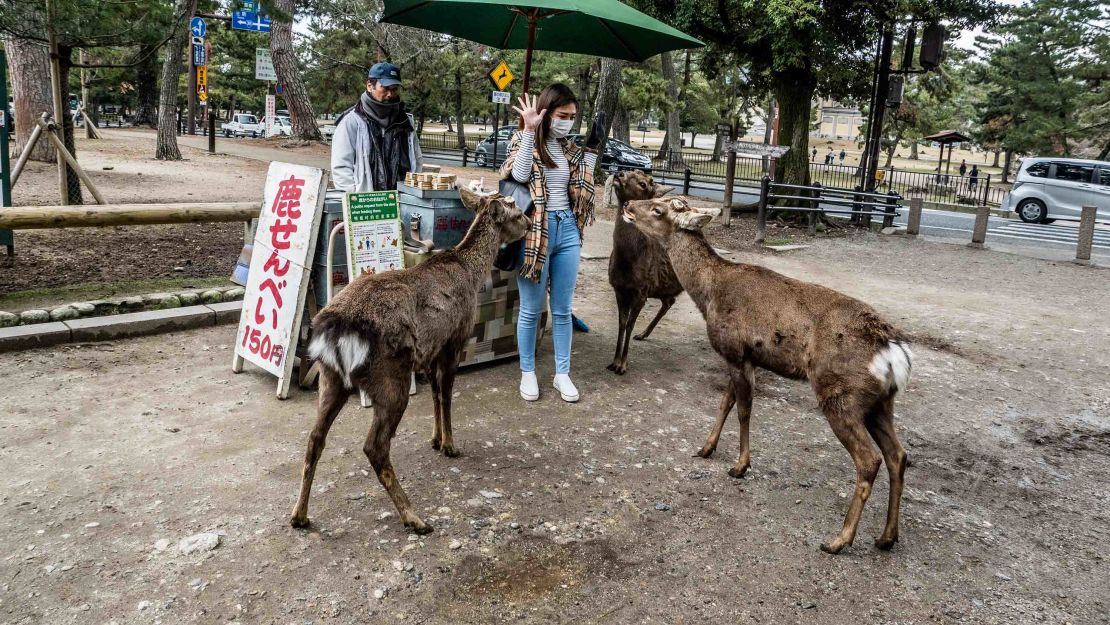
[656,51,682,163]
[4,35,56,163]
[909,141,918,160]
[133,44,159,127]
[991,149,1000,167]
[56,46,83,204]
[453,44,465,150]
[762,95,775,145]
[571,63,592,134]
[270,0,320,140]
[1099,138,1110,161]
[591,58,623,155]
[772,70,815,189]
[612,104,630,143]
[156,0,197,160]
[1002,148,1013,184]
[712,130,723,161]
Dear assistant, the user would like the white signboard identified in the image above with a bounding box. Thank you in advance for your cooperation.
[491,90,510,104]
[233,162,329,399]
[255,47,277,81]
[725,140,791,158]
[265,94,276,138]
[343,191,405,278]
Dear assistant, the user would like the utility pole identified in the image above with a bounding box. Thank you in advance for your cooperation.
[45,0,68,205]
[860,25,894,192]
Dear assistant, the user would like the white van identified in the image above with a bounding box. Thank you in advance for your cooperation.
[1003,157,1110,223]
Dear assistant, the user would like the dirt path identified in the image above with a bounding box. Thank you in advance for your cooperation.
[1,223,1107,623]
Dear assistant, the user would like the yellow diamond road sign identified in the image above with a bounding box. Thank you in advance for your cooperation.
[488,61,514,91]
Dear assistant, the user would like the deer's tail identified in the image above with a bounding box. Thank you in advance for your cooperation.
[308,315,371,389]
[868,340,913,395]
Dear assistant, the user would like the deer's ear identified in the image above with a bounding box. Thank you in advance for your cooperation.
[653,185,675,198]
[675,211,714,231]
[458,187,481,210]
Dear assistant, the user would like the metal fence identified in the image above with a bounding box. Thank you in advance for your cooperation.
[412,136,1007,208]
[755,176,904,241]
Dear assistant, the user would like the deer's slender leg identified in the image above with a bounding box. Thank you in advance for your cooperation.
[727,361,755,478]
[819,393,882,554]
[363,369,430,534]
[614,296,646,375]
[290,367,349,528]
[634,297,674,341]
[426,364,443,451]
[696,378,734,458]
[608,289,634,373]
[866,397,907,550]
[436,351,462,458]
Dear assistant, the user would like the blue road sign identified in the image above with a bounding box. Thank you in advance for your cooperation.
[192,43,206,66]
[231,11,271,33]
[190,17,206,39]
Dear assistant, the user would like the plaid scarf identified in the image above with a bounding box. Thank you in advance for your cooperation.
[500,130,596,282]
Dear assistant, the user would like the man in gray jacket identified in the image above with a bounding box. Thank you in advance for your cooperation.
[331,62,423,192]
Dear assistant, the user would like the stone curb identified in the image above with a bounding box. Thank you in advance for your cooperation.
[0,302,243,354]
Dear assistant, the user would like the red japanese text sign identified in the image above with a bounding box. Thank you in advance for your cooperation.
[233,162,328,398]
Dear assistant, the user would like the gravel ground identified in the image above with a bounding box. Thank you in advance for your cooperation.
[1,224,1107,624]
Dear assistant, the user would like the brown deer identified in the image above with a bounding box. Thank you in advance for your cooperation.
[290,189,529,535]
[622,197,913,555]
[607,170,679,375]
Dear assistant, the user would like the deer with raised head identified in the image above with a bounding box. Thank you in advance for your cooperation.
[290,188,530,535]
[622,197,913,554]
[607,170,679,374]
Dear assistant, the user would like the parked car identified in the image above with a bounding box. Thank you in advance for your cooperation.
[474,126,514,167]
[222,113,264,138]
[567,134,653,174]
[321,123,337,142]
[272,115,292,137]
[1004,157,1110,223]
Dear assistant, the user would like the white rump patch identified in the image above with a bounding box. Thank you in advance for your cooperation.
[309,331,370,388]
[868,341,914,393]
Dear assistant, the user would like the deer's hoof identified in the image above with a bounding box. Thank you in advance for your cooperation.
[430,438,441,451]
[442,444,461,458]
[289,515,311,529]
[694,446,715,459]
[633,333,649,341]
[874,535,898,551]
[406,521,434,535]
[607,362,627,375]
[727,465,749,479]
[819,541,847,555]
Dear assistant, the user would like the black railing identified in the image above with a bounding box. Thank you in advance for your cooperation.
[756,176,903,241]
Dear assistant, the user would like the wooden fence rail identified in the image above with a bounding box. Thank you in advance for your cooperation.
[0,202,260,230]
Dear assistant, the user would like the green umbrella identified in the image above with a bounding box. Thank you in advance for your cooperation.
[380,0,703,92]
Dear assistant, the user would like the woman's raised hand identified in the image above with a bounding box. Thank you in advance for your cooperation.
[513,93,546,132]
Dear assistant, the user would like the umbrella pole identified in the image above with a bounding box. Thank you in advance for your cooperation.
[523,11,537,93]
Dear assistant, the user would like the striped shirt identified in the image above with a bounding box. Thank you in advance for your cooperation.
[511,131,597,212]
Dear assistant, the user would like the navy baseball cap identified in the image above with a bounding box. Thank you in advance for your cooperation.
[368,62,402,87]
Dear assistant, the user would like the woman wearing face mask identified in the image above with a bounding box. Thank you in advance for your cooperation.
[501,83,604,403]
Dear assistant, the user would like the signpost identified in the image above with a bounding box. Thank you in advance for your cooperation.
[255,48,277,82]
[197,64,208,105]
[265,94,276,137]
[190,16,206,38]
[233,162,329,399]
[232,11,272,32]
[192,40,206,66]
[724,140,791,158]
[487,62,515,170]
[343,191,405,278]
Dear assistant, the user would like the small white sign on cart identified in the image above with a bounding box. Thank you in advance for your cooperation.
[343,190,405,278]
[232,162,329,398]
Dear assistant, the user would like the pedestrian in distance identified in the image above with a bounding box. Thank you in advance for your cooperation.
[969,164,979,193]
[839,149,846,164]
[959,159,967,177]
[330,62,423,193]
[501,84,605,403]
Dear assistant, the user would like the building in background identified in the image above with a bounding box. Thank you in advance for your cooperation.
[817,100,863,141]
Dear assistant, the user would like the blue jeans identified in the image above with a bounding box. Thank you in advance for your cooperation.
[517,209,581,375]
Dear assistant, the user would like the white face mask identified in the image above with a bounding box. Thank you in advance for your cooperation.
[549,118,573,138]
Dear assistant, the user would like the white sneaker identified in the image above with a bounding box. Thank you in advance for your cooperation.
[553,374,579,403]
[520,371,539,401]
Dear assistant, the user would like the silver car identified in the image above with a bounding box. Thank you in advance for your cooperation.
[1004,157,1110,223]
